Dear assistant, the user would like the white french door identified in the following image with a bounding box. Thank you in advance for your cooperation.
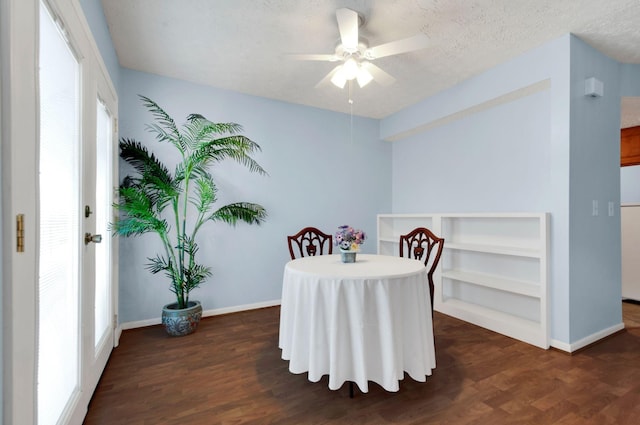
[89,97,116,390]
[2,0,118,423]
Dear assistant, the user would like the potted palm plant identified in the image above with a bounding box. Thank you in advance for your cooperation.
[111,96,267,336]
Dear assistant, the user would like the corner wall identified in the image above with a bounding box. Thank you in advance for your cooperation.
[568,36,622,342]
[382,34,623,348]
[117,69,391,323]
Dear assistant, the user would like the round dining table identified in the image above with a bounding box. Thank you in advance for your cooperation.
[278,253,436,393]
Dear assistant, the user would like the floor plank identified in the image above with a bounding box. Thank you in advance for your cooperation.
[84,302,640,425]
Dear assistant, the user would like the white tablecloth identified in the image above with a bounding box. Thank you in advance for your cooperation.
[278,254,436,393]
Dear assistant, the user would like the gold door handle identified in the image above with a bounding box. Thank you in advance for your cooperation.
[84,233,102,245]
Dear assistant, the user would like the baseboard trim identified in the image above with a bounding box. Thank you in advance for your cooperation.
[116,304,625,355]
[114,326,122,347]
[550,322,625,353]
[201,299,282,317]
[116,299,282,338]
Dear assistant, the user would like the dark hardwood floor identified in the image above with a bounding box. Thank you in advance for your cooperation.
[84,301,640,425]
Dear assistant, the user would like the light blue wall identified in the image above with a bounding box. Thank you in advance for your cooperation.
[79,0,629,344]
[382,35,576,344]
[76,0,390,323]
[385,34,627,346]
[118,69,390,322]
[78,0,120,90]
[620,64,640,95]
[390,89,551,212]
[568,36,622,341]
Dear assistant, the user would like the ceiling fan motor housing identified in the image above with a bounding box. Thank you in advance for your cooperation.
[335,39,370,59]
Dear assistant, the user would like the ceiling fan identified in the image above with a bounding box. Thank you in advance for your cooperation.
[291,8,430,89]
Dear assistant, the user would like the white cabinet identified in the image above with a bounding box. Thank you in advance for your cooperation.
[377,213,549,349]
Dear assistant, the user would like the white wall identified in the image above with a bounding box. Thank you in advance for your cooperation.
[622,166,640,203]
[117,69,391,323]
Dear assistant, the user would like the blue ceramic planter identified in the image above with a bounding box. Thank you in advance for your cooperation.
[161,300,202,336]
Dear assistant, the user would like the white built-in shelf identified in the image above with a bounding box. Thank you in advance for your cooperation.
[440,270,540,298]
[444,242,540,258]
[379,236,400,243]
[377,212,549,349]
[438,299,545,348]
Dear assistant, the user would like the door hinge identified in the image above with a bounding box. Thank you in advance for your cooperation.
[16,214,24,252]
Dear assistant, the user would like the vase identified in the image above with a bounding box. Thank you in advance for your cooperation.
[161,300,202,336]
[340,250,357,263]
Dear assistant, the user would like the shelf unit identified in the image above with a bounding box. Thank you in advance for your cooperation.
[377,213,549,349]
[377,214,436,256]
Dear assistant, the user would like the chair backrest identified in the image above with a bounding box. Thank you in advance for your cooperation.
[287,227,333,260]
[399,227,445,277]
[399,227,444,309]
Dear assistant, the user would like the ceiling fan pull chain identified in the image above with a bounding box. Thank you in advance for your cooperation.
[349,81,354,144]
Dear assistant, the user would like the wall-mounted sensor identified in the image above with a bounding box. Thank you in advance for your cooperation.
[585,77,603,97]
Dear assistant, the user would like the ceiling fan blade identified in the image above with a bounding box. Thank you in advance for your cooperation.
[361,62,395,86]
[287,54,339,62]
[315,65,343,88]
[367,34,429,59]
[336,8,359,50]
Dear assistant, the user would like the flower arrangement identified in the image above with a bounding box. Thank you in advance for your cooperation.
[335,225,366,251]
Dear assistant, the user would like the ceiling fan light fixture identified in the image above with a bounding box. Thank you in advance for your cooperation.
[299,8,430,90]
[331,68,347,88]
[342,57,359,80]
[356,67,373,87]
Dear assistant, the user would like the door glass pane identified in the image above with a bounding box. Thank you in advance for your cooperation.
[38,2,80,424]
[94,100,112,348]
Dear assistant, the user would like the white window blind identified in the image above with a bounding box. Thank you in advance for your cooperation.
[94,100,112,349]
[38,2,81,424]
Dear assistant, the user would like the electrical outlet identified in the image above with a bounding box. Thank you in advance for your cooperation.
[608,202,614,216]
[592,200,598,216]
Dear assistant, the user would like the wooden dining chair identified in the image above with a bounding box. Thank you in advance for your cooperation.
[399,227,445,312]
[287,227,333,260]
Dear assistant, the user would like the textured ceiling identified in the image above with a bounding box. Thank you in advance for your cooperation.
[102,0,640,126]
